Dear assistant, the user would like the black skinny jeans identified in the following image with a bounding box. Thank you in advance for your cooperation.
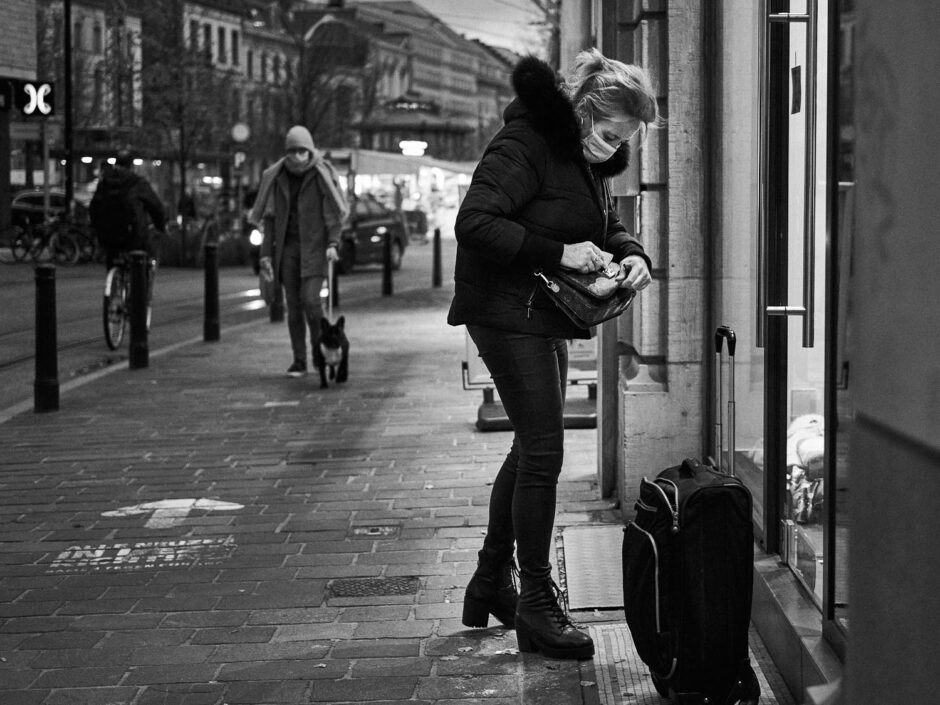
[467,325,569,584]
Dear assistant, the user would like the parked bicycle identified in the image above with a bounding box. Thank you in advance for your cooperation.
[10,217,80,265]
[103,251,157,350]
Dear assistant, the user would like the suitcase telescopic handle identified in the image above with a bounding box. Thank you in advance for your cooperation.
[715,325,736,356]
[714,325,736,476]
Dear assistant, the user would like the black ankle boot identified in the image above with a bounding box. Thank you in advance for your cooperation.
[462,552,518,628]
[515,577,594,660]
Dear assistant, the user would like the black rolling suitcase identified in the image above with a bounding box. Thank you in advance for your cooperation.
[622,326,760,705]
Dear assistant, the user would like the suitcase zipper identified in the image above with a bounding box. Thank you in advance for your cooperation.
[628,521,678,681]
[646,478,680,534]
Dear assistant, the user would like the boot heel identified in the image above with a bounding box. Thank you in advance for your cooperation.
[515,626,537,653]
[462,596,491,628]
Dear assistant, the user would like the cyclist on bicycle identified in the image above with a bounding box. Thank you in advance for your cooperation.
[90,150,166,270]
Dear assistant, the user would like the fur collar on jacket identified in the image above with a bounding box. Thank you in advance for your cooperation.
[508,55,629,179]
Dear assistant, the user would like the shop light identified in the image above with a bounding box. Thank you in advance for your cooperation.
[152,159,162,167]
[133,158,144,166]
[107,157,116,165]
[399,140,427,157]
[81,156,93,164]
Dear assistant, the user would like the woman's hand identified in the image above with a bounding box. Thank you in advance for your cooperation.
[560,241,609,273]
[326,245,340,263]
[618,255,651,290]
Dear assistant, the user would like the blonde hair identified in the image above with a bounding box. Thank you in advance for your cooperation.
[565,48,658,127]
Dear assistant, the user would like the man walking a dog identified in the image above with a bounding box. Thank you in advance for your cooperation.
[250,125,350,377]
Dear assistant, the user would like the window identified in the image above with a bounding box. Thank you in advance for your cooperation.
[217,26,226,63]
[73,19,83,51]
[260,53,268,82]
[272,55,281,84]
[231,29,240,66]
[203,24,212,60]
[189,20,199,51]
[93,23,102,53]
[246,50,253,79]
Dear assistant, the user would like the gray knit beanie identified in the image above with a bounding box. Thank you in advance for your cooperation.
[285,125,315,153]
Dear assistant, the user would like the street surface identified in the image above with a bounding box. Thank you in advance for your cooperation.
[0,238,790,704]
[0,253,401,414]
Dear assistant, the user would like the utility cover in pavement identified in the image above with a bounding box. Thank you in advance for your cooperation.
[329,577,419,597]
[560,524,624,610]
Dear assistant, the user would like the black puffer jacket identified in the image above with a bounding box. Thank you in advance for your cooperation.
[447,56,651,340]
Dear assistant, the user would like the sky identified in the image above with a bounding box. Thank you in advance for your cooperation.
[363,0,547,55]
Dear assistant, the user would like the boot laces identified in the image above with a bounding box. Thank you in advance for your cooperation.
[543,578,574,628]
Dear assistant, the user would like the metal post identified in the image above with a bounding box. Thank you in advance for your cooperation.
[128,250,149,369]
[432,227,442,288]
[63,0,74,209]
[203,242,220,341]
[382,229,393,296]
[34,264,59,412]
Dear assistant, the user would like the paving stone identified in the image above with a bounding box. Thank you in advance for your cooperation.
[209,641,331,662]
[42,687,140,705]
[415,673,518,700]
[189,625,277,645]
[353,620,435,639]
[32,665,131,688]
[222,680,308,704]
[217,658,349,681]
[349,656,433,678]
[273,622,357,641]
[330,638,421,659]
[309,676,418,702]
[337,605,412,622]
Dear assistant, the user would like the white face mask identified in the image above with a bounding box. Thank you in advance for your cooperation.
[581,116,619,163]
[286,149,311,169]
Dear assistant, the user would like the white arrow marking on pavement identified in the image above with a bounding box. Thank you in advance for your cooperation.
[102,499,244,528]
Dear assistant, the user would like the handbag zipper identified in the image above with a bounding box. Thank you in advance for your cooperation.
[534,270,559,292]
[527,274,551,320]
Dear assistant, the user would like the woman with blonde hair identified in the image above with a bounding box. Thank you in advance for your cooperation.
[448,49,658,660]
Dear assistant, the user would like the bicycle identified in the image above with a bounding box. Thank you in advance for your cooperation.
[103,251,157,350]
[10,217,80,265]
[1,223,28,263]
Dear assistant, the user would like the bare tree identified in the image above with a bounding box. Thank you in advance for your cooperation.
[137,0,233,211]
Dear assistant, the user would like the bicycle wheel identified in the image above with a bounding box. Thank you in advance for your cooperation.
[10,226,31,261]
[103,266,128,350]
[51,231,80,266]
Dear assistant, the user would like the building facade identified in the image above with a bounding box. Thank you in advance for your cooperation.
[571,1,940,703]
[3,0,515,218]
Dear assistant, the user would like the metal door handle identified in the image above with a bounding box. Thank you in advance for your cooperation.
[757,0,818,348]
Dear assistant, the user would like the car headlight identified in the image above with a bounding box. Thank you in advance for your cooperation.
[249,228,263,246]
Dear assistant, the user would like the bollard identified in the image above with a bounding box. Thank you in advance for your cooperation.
[432,227,442,288]
[382,229,393,297]
[128,250,149,369]
[203,242,220,342]
[34,264,59,412]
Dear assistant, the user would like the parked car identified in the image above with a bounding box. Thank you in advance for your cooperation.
[337,193,408,274]
[11,188,89,229]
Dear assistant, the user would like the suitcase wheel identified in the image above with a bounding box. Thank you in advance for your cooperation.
[650,672,670,698]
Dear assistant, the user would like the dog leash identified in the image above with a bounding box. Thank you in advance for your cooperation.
[327,257,334,321]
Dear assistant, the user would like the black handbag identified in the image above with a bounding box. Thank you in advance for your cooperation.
[534,265,636,329]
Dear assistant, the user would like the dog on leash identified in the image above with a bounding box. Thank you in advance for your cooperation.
[314,316,349,389]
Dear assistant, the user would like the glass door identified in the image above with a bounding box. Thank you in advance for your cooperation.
[759,0,832,605]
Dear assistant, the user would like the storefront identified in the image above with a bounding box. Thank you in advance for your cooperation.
[326,147,475,237]
[582,1,858,699]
